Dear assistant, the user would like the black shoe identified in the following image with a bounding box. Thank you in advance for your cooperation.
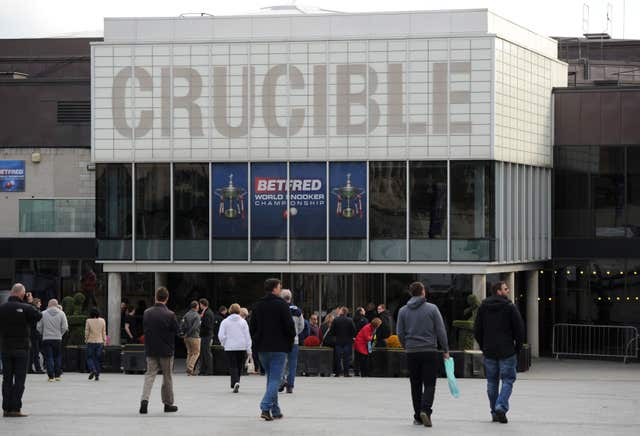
[420,411,432,427]
[413,419,422,425]
[164,404,178,413]
[278,381,287,393]
[260,410,273,421]
[333,373,340,377]
[286,386,293,394]
[2,411,9,417]
[272,413,283,420]
[233,383,239,393]
[6,411,28,418]
[88,372,95,380]
[34,370,44,374]
[344,373,351,378]
[495,409,508,424]
[94,375,99,381]
[139,400,148,414]
[492,414,499,422]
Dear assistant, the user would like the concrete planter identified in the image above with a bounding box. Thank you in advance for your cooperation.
[122,344,146,374]
[63,346,79,372]
[517,344,531,372]
[297,347,333,376]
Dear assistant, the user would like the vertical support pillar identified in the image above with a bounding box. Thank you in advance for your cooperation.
[107,272,122,346]
[471,274,486,350]
[526,270,540,358]
[154,272,168,290]
[504,271,515,303]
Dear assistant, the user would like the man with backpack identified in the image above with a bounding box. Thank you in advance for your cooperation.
[181,301,201,376]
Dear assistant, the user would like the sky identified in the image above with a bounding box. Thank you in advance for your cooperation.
[0,0,639,40]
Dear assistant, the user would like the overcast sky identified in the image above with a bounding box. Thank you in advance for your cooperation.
[0,0,638,40]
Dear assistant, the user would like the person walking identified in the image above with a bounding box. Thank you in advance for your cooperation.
[354,317,382,377]
[180,301,201,376]
[218,303,252,393]
[0,283,42,417]
[85,308,106,381]
[474,281,525,424]
[278,289,305,394]
[375,304,392,347]
[249,278,296,421]
[139,287,179,415]
[37,299,69,382]
[28,298,44,374]
[397,281,450,428]
[330,307,356,377]
[198,299,214,376]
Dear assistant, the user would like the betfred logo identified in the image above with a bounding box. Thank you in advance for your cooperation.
[254,178,322,193]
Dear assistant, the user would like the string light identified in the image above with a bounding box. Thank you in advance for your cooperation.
[548,297,552,301]
[592,271,597,275]
[620,271,624,275]
[606,271,611,275]
[537,297,541,301]
[566,270,571,275]
[539,270,544,274]
[597,297,602,301]
[616,296,621,301]
[580,271,584,275]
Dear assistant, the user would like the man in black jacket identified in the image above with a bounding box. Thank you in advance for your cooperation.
[249,278,296,421]
[330,307,356,377]
[139,287,179,415]
[0,283,42,417]
[474,281,525,424]
[198,298,214,376]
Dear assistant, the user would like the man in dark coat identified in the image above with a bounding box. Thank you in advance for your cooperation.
[139,287,179,415]
[330,307,356,377]
[198,298,215,376]
[375,304,392,347]
[474,281,525,424]
[249,278,296,421]
[0,283,42,417]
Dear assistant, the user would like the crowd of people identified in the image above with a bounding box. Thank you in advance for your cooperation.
[0,279,525,427]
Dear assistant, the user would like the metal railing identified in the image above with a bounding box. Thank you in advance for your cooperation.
[552,323,639,363]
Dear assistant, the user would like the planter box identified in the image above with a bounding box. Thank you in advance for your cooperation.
[212,345,229,375]
[369,348,409,377]
[102,346,123,373]
[123,344,146,374]
[78,345,87,373]
[297,347,333,376]
[63,346,79,372]
[517,344,531,372]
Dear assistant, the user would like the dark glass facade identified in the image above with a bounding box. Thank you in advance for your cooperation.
[135,164,170,260]
[409,161,447,260]
[174,163,209,260]
[96,164,132,260]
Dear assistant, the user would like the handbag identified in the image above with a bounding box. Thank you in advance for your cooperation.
[245,355,256,374]
[444,357,460,398]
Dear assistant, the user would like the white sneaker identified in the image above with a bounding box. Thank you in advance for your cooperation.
[233,383,240,393]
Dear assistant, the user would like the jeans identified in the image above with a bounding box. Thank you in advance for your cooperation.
[225,351,246,388]
[407,351,440,418]
[334,343,352,375]
[29,333,42,371]
[282,344,299,388]
[42,340,62,379]
[86,343,104,376]
[1,349,28,412]
[484,354,517,415]
[356,352,370,377]
[258,352,286,416]
[199,336,213,375]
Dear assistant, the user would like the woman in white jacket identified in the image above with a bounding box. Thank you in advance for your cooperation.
[218,303,252,393]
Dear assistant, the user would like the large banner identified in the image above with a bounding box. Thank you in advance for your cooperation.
[0,160,25,192]
[251,162,287,239]
[290,162,326,239]
[212,163,248,239]
[329,162,367,238]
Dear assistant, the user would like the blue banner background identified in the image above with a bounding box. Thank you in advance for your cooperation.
[0,160,25,192]
[290,162,326,239]
[251,162,287,239]
[329,162,367,238]
[212,163,248,238]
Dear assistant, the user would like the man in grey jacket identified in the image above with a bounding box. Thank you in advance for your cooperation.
[36,299,68,382]
[279,289,304,394]
[397,282,450,428]
[181,301,201,376]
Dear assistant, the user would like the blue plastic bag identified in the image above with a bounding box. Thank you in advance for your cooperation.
[444,357,460,398]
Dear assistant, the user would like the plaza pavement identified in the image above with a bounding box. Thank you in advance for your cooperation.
[2,358,639,436]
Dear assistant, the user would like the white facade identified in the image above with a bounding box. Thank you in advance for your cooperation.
[92,9,567,166]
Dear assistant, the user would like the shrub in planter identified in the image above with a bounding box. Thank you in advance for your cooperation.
[297,346,333,376]
[303,336,321,347]
[452,294,480,349]
[385,335,402,348]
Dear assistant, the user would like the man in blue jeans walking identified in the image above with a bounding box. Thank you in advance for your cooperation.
[474,281,525,424]
[249,278,296,421]
[278,289,304,394]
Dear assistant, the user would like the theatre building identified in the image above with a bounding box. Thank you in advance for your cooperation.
[92,9,567,354]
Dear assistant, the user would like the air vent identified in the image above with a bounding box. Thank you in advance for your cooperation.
[57,101,90,124]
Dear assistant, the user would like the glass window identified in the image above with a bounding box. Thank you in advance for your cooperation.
[290,162,327,261]
[450,161,495,261]
[96,164,132,260]
[553,146,593,238]
[135,164,170,260]
[369,161,407,261]
[174,163,209,260]
[626,148,640,238]
[251,162,287,261]
[593,147,625,238]
[329,162,367,261]
[19,199,95,233]
[590,259,626,324]
[409,161,447,260]
[212,163,249,260]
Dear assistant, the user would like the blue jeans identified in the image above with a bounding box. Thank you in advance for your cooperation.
[484,354,517,415]
[42,340,62,379]
[282,344,299,388]
[86,343,104,376]
[334,343,352,375]
[258,352,287,416]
